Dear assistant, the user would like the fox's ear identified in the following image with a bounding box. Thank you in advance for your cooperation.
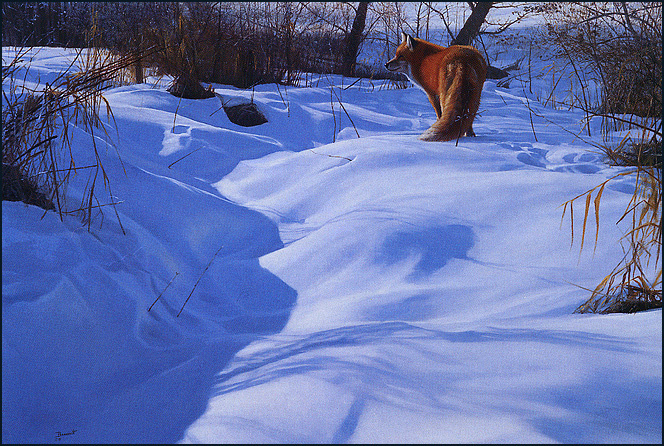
[405,33,415,51]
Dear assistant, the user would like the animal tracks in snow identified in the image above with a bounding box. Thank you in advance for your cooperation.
[493,141,603,174]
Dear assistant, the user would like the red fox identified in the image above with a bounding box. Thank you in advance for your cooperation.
[385,32,487,143]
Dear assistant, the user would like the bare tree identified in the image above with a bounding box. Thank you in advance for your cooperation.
[451,1,494,46]
[422,2,534,78]
[342,1,370,77]
[422,2,532,46]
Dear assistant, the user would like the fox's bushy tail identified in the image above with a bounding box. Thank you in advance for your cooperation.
[419,61,481,143]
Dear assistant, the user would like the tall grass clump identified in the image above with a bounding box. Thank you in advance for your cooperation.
[3,3,412,94]
[546,2,662,313]
[146,2,355,94]
[2,42,153,229]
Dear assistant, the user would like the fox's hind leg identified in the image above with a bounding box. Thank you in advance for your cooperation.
[427,94,442,119]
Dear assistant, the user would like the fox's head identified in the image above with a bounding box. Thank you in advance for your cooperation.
[385,32,417,73]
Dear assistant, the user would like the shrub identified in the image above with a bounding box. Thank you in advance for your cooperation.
[544,2,661,119]
[547,2,662,313]
[1,46,147,229]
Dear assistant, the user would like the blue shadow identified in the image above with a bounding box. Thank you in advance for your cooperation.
[379,224,475,279]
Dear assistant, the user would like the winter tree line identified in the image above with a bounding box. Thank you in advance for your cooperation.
[1,2,538,88]
[2,2,405,84]
[2,3,659,105]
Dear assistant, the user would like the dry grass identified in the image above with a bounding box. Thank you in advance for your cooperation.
[540,3,663,314]
[562,138,662,314]
[2,44,156,230]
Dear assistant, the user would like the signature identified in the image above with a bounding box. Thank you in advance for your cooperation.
[55,429,77,441]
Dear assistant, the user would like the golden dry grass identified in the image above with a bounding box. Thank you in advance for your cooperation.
[562,140,661,314]
[2,44,157,230]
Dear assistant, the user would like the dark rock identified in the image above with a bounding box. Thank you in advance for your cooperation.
[167,76,215,99]
[604,298,662,313]
[1,163,55,211]
[223,102,268,127]
[486,65,509,80]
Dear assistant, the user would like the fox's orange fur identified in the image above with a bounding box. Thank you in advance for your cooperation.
[385,32,487,143]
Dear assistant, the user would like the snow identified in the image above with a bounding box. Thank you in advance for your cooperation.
[2,28,661,444]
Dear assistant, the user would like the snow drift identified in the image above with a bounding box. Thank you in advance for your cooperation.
[2,43,661,444]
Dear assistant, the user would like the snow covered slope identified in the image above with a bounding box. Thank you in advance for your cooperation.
[2,44,661,444]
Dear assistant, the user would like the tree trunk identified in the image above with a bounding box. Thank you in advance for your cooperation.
[284,3,294,84]
[451,2,493,46]
[341,1,370,77]
[134,49,144,84]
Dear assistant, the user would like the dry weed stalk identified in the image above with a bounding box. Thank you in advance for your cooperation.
[2,45,158,230]
[562,138,661,314]
[520,87,661,313]
[538,2,662,313]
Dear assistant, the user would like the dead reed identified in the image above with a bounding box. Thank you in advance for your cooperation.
[562,148,661,313]
[542,2,662,313]
[2,45,158,230]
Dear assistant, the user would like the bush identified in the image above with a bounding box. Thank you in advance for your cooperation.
[1,46,144,230]
[2,90,58,211]
[146,3,354,92]
[544,2,661,119]
[547,2,662,313]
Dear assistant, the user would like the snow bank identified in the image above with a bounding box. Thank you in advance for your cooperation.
[2,43,660,444]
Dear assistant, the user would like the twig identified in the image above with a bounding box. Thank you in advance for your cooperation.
[275,81,290,116]
[177,245,224,317]
[210,92,227,117]
[330,86,337,142]
[65,200,125,213]
[342,77,362,91]
[329,85,360,139]
[148,271,180,312]
[168,147,202,168]
[172,92,183,132]
[105,181,126,235]
[309,149,353,162]
[521,85,538,142]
